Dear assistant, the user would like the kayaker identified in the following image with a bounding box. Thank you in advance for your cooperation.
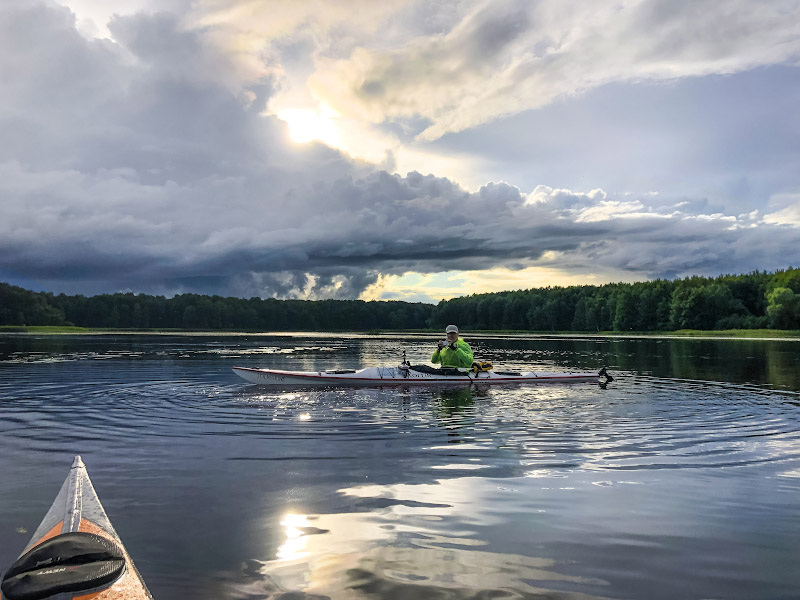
[432,325,473,368]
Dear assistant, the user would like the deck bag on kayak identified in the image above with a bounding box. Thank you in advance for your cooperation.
[1,532,126,600]
[409,365,468,377]
[471,361,493,373]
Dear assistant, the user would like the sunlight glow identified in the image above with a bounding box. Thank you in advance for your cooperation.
[359,266,647,303]
[278,108,340,145]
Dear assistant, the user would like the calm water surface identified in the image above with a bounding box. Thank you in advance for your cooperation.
[1,334,799,599]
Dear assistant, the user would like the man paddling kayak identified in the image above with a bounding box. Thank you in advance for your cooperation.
[232,323,612,386]
[432,324,473,368]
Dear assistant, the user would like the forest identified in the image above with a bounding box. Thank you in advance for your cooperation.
[430,269,800,331]
[1,268,799,331]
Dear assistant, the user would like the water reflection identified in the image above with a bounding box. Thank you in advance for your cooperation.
[1,334,799,600]
[234,462,800,599]
[429,388,483,452]
[276,514,315,561]
[241,478,611,599]
[4,333,798,390]
[436,387,476,413]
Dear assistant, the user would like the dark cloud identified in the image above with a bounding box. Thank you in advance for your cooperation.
[458,1,530,64]
[1,1,799,300]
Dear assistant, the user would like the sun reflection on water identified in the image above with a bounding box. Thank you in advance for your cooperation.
[253,478,610,598]
[276,513,311,561]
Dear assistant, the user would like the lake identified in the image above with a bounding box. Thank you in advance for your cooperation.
[1,333,799,599]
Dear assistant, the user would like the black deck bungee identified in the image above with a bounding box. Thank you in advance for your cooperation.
[1,532,125,600]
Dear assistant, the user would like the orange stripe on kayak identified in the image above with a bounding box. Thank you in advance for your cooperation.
[78,519,110,538]
[30,521,64,546]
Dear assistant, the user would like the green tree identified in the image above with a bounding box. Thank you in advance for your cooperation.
[670,283,745,329]
[766,287,800,329]
[613,289,637,331]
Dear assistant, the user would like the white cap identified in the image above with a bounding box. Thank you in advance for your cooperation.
[445,325,458,333]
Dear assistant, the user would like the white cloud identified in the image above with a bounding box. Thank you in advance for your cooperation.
[57,0,154,38]
[302,0,800,140]
[764,193,800,227]
[525,186,606,209]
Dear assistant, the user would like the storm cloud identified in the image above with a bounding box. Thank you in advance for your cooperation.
[1,1,799,300]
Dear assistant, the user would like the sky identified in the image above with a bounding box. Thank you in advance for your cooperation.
[1,0,799,303]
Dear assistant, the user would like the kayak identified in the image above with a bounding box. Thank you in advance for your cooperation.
[1,456,152,600]
[233,365,610,386]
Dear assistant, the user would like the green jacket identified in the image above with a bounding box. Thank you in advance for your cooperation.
[431,338,473,369]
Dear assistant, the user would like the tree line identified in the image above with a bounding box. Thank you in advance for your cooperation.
[1,267,799,331]
[0,285,431,331]
[429,268,800,331]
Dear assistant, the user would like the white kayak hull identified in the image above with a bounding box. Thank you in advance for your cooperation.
[233,366,602,386]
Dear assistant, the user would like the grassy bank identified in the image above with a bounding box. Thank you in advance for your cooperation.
[0,325,93,333]
[2,326,799,340]
[0,326,212,334]
[456,329,800,339]
[660,329,800,338]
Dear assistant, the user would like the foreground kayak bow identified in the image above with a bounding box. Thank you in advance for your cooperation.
[1,456,152,600]
[233,365,611,386]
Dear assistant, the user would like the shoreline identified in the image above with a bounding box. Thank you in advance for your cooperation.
[2,326,799,341]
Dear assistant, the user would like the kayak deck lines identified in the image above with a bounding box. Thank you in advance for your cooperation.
[65,455,84,534]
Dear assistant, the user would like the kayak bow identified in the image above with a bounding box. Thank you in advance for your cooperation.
[1,456,153,600]
[233,365,608,386]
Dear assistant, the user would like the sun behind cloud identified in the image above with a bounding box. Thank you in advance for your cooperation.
[277,107,340,145]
